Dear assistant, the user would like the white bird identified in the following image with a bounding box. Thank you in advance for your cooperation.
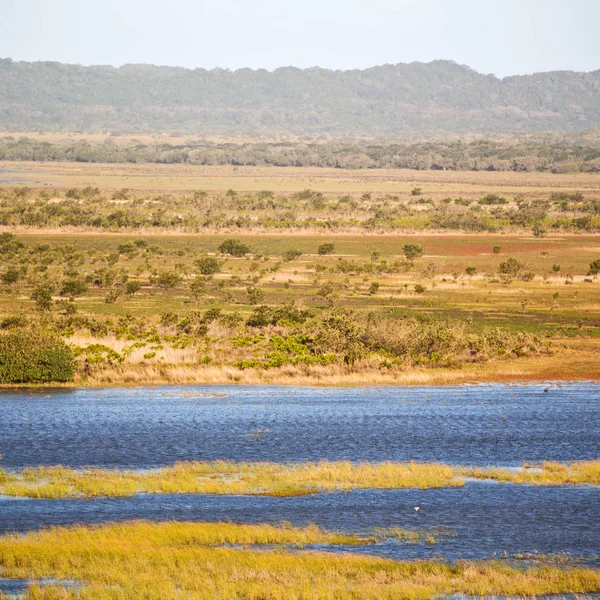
[414,506,420,512]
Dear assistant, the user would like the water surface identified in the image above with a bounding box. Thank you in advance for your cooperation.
[1,383,598,468]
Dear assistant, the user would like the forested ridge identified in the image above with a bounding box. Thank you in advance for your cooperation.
[1,58,599,135]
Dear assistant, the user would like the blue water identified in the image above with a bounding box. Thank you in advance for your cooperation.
[0,383,598,565]
[1,383,598,468]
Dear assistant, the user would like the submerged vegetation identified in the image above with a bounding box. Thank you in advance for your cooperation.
[1,460,598,499]
[0,520,599,600]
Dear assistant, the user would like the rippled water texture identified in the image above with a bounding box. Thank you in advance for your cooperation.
[0,383,598,564]
[1,383,599,468]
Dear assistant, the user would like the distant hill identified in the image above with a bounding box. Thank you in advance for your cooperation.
[1,58,599,135]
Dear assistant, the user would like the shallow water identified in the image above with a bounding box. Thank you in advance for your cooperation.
[0,383,598,565]
[1,383,599,468]
[1,483,599,564]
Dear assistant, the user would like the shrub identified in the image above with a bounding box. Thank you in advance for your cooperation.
[0,330,76,383]
[31,283,54,311]
[317,243,335,255]
[125,281,142,295]
[479,194,508,205]
[493,246,502,254]
[60,279,88,298]
[403,244,423,260]
[218,239,250,257]
[1,266,20,285]
[414,284,426,294]
[195,257,221,275]
[282,249,302,261]
[498,258,523,277]
[588,259,600,276]
[157,271,183,289]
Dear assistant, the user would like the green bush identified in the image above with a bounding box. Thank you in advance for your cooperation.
[195,257,221,275]
[588,259,600,275]
[403,244,423,260]
[218,239,250,257]
[0,330,76,383]
[317,243,335,255]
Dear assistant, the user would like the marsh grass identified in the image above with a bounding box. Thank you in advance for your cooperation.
[1,460,598,499]
[0,461,461,499]
[0,521,599,600]
[463,460,600,486]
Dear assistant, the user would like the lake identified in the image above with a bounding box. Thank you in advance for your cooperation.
[0,383,598,564]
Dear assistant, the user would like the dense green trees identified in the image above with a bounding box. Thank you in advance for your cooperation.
[0,330,75,383]
[1,59,599,135]
[1,136,600,172]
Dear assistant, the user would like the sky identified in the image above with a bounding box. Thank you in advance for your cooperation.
[0,0,598,78]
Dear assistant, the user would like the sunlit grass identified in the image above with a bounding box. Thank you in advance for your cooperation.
[1,460,598,499]
[0,461,461,499]
[464,459,600,486]
[0,520,599,600]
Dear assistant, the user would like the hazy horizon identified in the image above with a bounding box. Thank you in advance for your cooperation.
[1,0,598,78]
[1,56,598,78]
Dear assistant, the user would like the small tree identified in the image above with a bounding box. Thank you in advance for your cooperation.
[493,246,502,254]
[368,282,380,295]
[317,243,335,255]
[195,257,221,275]
[218,239,250,257]
[499,258,523,277]
[588,259,600,276]
[125,281,142,295]
[465,266,476,277]
[403,244,423,260]
[246,286,264,305]
[282,249,302,262]
[189,278,207,301]
[31,283,54,311]
[60,279,88,298]
[157,271,183,289]
[1,267,20,285]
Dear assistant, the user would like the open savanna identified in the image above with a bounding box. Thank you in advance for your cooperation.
[0,161,598,386]
[2,160,600,197]
[1,520,599,600]
[0,228,598,386]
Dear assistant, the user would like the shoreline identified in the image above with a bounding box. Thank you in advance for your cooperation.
[1,352,599,390]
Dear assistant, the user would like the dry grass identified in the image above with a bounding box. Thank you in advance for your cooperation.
[0,461,461,499]
[75,345,600,387]
[465,460,600,486]
[0,521,598,600]
[1,460,598,499]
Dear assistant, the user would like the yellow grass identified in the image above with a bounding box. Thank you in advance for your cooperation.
[0,461,461,499]
[1,460,598,499]
[74,344,600,387]
[0,521,599,600]
[3,160,600,195]
[465,459,600,486]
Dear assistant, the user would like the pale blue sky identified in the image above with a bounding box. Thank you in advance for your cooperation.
[0,0,598,77]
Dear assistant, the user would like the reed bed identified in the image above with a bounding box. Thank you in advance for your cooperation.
[463,459,600,486]
[0,521,599,600]
[0,461,461,499]
[1,460,598,499]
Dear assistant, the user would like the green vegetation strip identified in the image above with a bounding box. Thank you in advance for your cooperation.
[0,521,598,600]
[1,460,598,499]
